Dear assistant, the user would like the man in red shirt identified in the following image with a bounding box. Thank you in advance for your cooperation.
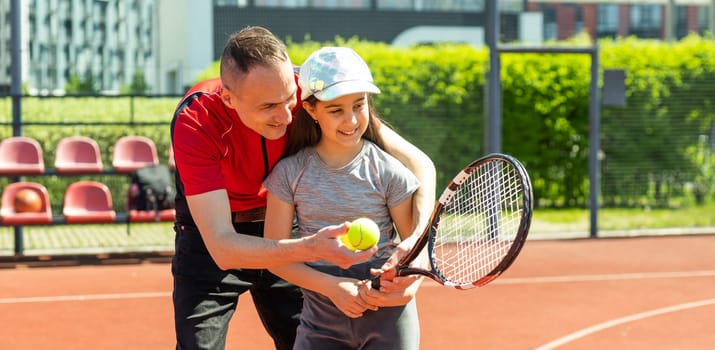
[171,26,435,350]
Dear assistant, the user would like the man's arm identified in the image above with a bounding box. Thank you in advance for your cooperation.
[377,125,436,283]
[263,193,377,318]
[187,190,375,270]
[379,125,436,236]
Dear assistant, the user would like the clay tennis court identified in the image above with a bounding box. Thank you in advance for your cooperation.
[1,234,714,349]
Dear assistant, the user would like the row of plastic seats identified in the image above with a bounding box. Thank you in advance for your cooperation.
[0,135,175,176]
[0,181,175,225]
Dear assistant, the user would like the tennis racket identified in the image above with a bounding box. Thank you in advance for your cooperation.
[375,153,533,290]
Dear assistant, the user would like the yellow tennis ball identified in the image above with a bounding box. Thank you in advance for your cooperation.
[346,218,380,251]
[339,232,357,252]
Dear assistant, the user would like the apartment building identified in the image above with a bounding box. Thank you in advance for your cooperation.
[1,0,156,95]
[0,0,19,94]
[528,0,713,40]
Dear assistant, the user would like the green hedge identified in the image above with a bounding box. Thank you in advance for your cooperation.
[2,35,714,210]
[599,36,715,207]
[293,35,715,208]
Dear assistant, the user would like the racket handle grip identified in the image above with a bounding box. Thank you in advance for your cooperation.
[370,275,382,290]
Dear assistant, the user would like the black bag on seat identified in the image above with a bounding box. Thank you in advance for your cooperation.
[128,164,176,211]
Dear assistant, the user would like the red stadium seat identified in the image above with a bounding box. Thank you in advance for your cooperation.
[0,136,45,175]
[0,182,53,225]
[54,136,104,174]
[112,136,159,173]
[62,181,116,224]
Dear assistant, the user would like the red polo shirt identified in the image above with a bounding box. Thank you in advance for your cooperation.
[171,77,295,212]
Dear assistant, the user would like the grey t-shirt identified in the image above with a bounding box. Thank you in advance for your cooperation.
[264,140,420,265]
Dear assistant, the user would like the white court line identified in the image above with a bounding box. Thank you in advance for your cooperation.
[2,270,714,304]
[420,270,715,287]
[534,298,715,350]
[0,291,170,304]
[492,270,715,284]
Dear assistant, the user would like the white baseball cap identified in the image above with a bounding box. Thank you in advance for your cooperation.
[298,47,381,101]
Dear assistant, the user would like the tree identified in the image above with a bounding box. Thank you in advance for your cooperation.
[65,73,99,94]
[121,70,150,95]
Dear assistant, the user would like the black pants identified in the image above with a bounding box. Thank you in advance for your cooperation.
[172,221,303,350]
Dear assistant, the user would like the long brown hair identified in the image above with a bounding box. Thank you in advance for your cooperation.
[283,95,386,158]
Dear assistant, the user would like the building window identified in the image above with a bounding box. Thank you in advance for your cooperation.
[376,0,410,10]
[379,0,485,12]
[675,5,688,38]
[631,5,661,29]
[252,0,371,8]
[254,0,308,8]
[543,7,556,41]
[575,5,583,35]
[499,0,523,13]
[166,69,178,95]
[630,4,661,38]
[310,0,370,9]
[597,4,618,38]
[214,0,249,7]
[697,5,710,34]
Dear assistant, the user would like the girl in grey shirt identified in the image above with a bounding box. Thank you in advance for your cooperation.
[263,47,423,350]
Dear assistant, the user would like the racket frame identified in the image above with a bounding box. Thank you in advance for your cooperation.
[389,153,533,290]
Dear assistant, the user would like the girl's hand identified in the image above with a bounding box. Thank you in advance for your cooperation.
[326,278,379,318]
[357,276,423,307]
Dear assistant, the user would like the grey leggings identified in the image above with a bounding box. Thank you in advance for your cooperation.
[294,261,420,350]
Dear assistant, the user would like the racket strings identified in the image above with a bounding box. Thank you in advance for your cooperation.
[433,160,524,285]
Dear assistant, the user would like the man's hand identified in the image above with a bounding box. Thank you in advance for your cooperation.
[370,234,415,283]
[369,235,427,293]
[326,278,378,318]
[306,222,377,269]
[361,237,425,306]
[375,239,410,276]
[358,275,423,307]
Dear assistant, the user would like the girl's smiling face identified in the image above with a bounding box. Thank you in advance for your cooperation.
[304,92,370,152]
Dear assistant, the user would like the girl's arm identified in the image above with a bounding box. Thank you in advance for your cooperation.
[360,196,425,307]
[263,193,377,318]
[378,125,436,282]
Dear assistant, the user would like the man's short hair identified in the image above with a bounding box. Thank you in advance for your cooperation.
[220,26,288,85]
